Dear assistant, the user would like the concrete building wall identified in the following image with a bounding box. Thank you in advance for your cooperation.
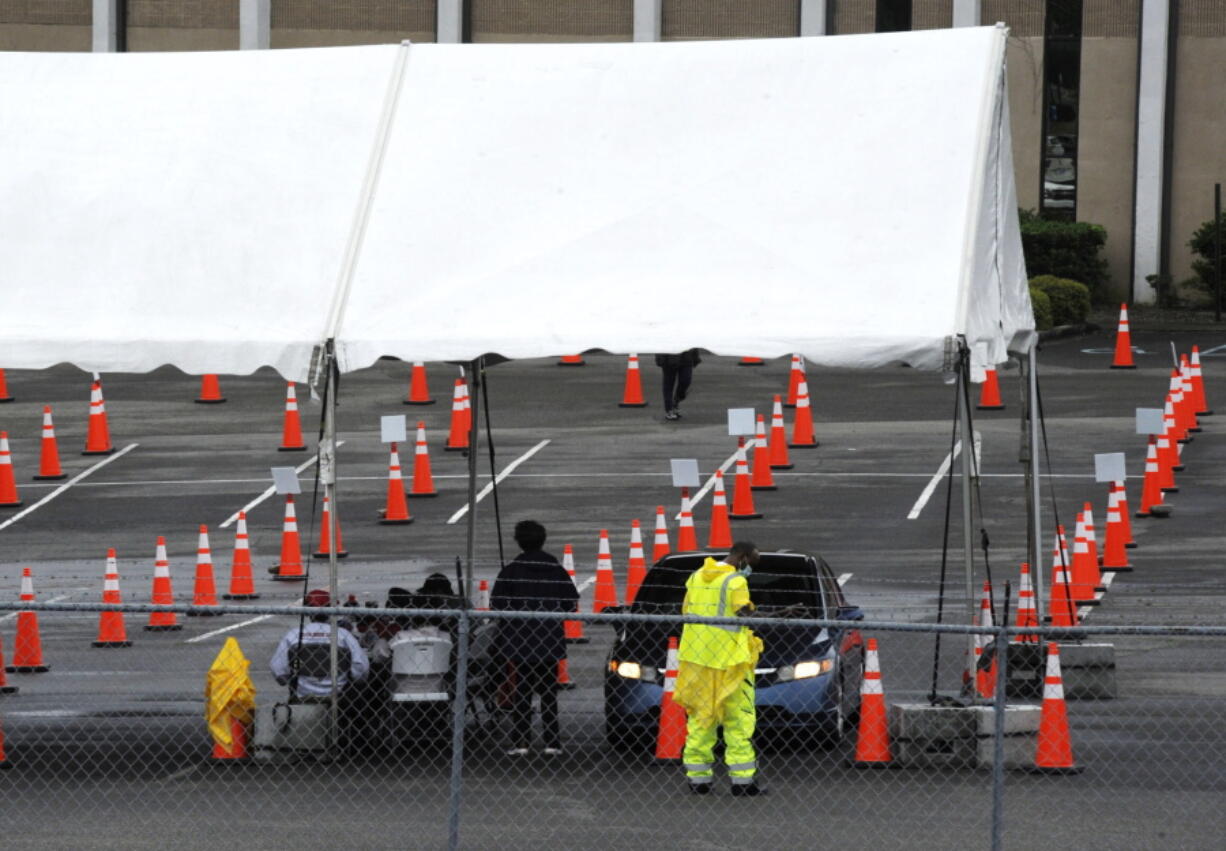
[270,0,436,47]
[662,0,797,41]
[125,0,237,51]
[1168,3,1226,297]
[988,0,1046,216]
[912,0,953,30]
[1077,0,1139,301]
[471,0,631,42]
[832,0,874,34]
[0,0,90,51]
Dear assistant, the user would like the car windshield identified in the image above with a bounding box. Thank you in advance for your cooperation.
[632,553,823,617]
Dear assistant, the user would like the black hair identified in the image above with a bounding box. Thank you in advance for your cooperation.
[514,519,547,552]
[728,541,758,560]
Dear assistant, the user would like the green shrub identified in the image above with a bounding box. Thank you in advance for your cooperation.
[1029,286,1053,330]
[1187,213,1225,303]
[1029,275,1091,326]
[1019,209,1110,304]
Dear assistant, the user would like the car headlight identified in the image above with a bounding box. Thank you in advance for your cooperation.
[611,661,659,682]
[776,659,834,682]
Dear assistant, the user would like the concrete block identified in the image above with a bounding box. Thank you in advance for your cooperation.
[890,703,1040,769]
[969,704,1041,736]
[1059,643,1117,699]
[889,702,975,741]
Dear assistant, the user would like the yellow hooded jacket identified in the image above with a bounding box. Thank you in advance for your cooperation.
[673,558,763,727]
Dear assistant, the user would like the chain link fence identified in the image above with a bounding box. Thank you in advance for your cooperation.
[2,588,1225,850]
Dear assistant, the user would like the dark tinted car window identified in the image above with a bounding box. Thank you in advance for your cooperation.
[633,554,823,617]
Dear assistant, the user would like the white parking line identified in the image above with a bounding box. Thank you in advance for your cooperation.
[674,444,742,520]
[837,572,852,587]
[906,433,981,520]
[0,592,79,623]
[219,442,345,528]
[447,440,551,525]
[184,614,275,644]
[0,444,138,533]
[576,576,596,593]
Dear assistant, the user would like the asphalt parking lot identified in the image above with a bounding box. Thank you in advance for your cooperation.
[2,327,1225,849]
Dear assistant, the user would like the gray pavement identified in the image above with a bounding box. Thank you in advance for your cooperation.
[1,333,1226,848]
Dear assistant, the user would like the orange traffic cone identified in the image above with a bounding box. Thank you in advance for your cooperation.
[1170,370,1193,443]
[784,354,805,408]
[212,715,249,761]
[1136,438,1167,517]
[707,470,733,548]
[676,489,699,551]
[593,529,618,613]
[7,567,49,672]
[1048,527,1080,628]
[1014,563,1039,643]
[145,536,181,631]
[445,379,469,452]
[1113,480,1137,548]
[188,525,221,615]
[1083,503,1105,592]
[0,714,10,767]
[476,579,490,611]
[626,520,647,604]
[652,506,671,563]
[278,383,307,452]
[562,544,587,643]
[459,379,472,435]
[974,582,998,699]
[1032,643,1081,773]
[313,494,347,559]
[94,548,132,647]
[1156,408,1179,488]
[750,414,776,491]
[1179,357,1200,434]
[0,368,11,403]
[768,395,792,469]
[729,438,761,520]
[853,638,891,766]
[195,374,226,404]
[380,442,413,525]
[618,354,648,408]
[557,657,576,690]
[976,368,1005,410]
[0,637,17,694]
[1069,511,1099,606]
[557,354,585,367]
[403,362,436,405]
[223,512,259,600]
[272,495,306,581]
[654,636,686,761]
[738,357,765,367]
[1110,304,1136,369]
[34,406,65,481]
[789,380,818,448]
[0,432,22,508]
[410,422,438,497]
[1101,486,1132,572]
[1190,346,1212,415]
[83,379,115,455]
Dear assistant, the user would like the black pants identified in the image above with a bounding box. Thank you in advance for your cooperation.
[510,661,561,749]
[660,363,693,412]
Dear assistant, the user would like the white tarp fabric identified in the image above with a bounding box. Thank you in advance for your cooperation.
[0,27,1031,383]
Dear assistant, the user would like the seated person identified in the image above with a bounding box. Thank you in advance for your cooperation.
[270,588,370,701]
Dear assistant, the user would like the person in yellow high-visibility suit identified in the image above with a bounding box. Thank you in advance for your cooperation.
[673,541,765,797]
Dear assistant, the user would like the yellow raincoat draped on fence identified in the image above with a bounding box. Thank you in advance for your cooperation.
[205,637,256,750]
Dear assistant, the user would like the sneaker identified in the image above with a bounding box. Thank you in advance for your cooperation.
[542,747,563,757]
[664,410,680,421]
[688,782,712,795]
[730,782,766,797]
[505,747,530,757]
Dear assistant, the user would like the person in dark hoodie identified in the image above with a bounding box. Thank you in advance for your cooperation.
[490,519,579,756]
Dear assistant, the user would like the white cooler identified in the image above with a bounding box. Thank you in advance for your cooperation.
[389,628,452,703]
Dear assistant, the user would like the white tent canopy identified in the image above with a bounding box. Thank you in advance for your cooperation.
[0,26,1031,383]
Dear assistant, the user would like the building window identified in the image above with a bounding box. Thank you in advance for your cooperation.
[1040,0,1083,221]
[875,0,911,33]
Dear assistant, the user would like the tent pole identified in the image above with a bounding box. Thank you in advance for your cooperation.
[959,358,978,670]
[321,343,341,748]
[463,359,480,603]
[1027,345,1045,624]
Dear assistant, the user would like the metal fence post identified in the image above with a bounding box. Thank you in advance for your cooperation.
[447,606,472,851]
[990,624,1010,851]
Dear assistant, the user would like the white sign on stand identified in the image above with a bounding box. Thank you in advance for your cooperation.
[1135,408,1164,435]
[380,414,408,444]
[670,459,700,489]
[271,467,302,495]
[1093,452,1126,484]
[727,408,756,436]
